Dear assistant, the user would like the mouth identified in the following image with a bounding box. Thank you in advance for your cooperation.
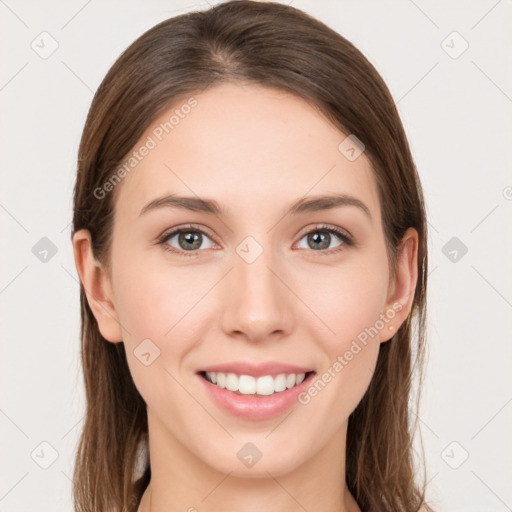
[194,361,317,420]
[197,370,316,396]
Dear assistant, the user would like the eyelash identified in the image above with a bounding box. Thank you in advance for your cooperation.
[157,223,354,257]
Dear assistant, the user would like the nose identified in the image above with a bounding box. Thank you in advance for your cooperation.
[219,243,294,343]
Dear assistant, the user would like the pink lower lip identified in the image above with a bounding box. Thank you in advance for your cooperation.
[197,372,315,420]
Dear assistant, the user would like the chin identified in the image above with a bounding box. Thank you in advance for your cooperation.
[202,443,308,479]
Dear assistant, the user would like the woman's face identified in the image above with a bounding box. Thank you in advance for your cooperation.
[77,82,416,477]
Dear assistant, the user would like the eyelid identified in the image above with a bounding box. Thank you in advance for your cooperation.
[158,223,216,241]
[297,223,352,241]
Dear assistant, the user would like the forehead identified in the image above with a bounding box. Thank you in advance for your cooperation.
[114,82,381,223]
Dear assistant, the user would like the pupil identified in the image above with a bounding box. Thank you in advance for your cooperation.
[180,231,201,250]
[309,232,329,250]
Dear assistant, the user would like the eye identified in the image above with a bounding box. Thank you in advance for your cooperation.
[157,223,354,257]
[295,224,353,254]
[158,225,216,256]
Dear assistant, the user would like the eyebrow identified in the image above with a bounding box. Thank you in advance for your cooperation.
[139,193,372,221]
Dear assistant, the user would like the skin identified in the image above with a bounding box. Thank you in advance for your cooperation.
[73,82,418,512]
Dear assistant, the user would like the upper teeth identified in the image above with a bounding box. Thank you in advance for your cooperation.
[206,372,306,395]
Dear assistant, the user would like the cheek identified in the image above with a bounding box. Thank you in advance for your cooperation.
[110,253,192,386]
[113,247,208,342]
[114,270,198,421]
[297,269,385,430]
[114,270,171,340]
[299,258,389,419]
[111,251,223,391]
[298,257,390,353]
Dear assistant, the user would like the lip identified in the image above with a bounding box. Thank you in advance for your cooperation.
[196,370,316,421]
[196,361,314,377]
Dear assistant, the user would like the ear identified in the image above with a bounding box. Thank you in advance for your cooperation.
[72,229,123,343]
[379,227,419,343]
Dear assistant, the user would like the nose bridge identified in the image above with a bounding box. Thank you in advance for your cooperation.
[220,236,292,341]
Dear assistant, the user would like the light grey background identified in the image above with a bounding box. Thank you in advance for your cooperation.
[1,1,511,511]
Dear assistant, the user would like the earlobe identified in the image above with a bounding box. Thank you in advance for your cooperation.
[72,229,123,343]
[380,227,419,343]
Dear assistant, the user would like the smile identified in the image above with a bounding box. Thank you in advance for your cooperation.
[201,371,313,396]
[196,367,316,420]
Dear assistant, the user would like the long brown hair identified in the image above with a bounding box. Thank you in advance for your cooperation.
[71,1,432,510]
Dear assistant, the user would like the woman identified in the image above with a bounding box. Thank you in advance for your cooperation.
[71,1,432,511]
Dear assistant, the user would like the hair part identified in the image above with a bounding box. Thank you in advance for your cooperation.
[71,1,431,511]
